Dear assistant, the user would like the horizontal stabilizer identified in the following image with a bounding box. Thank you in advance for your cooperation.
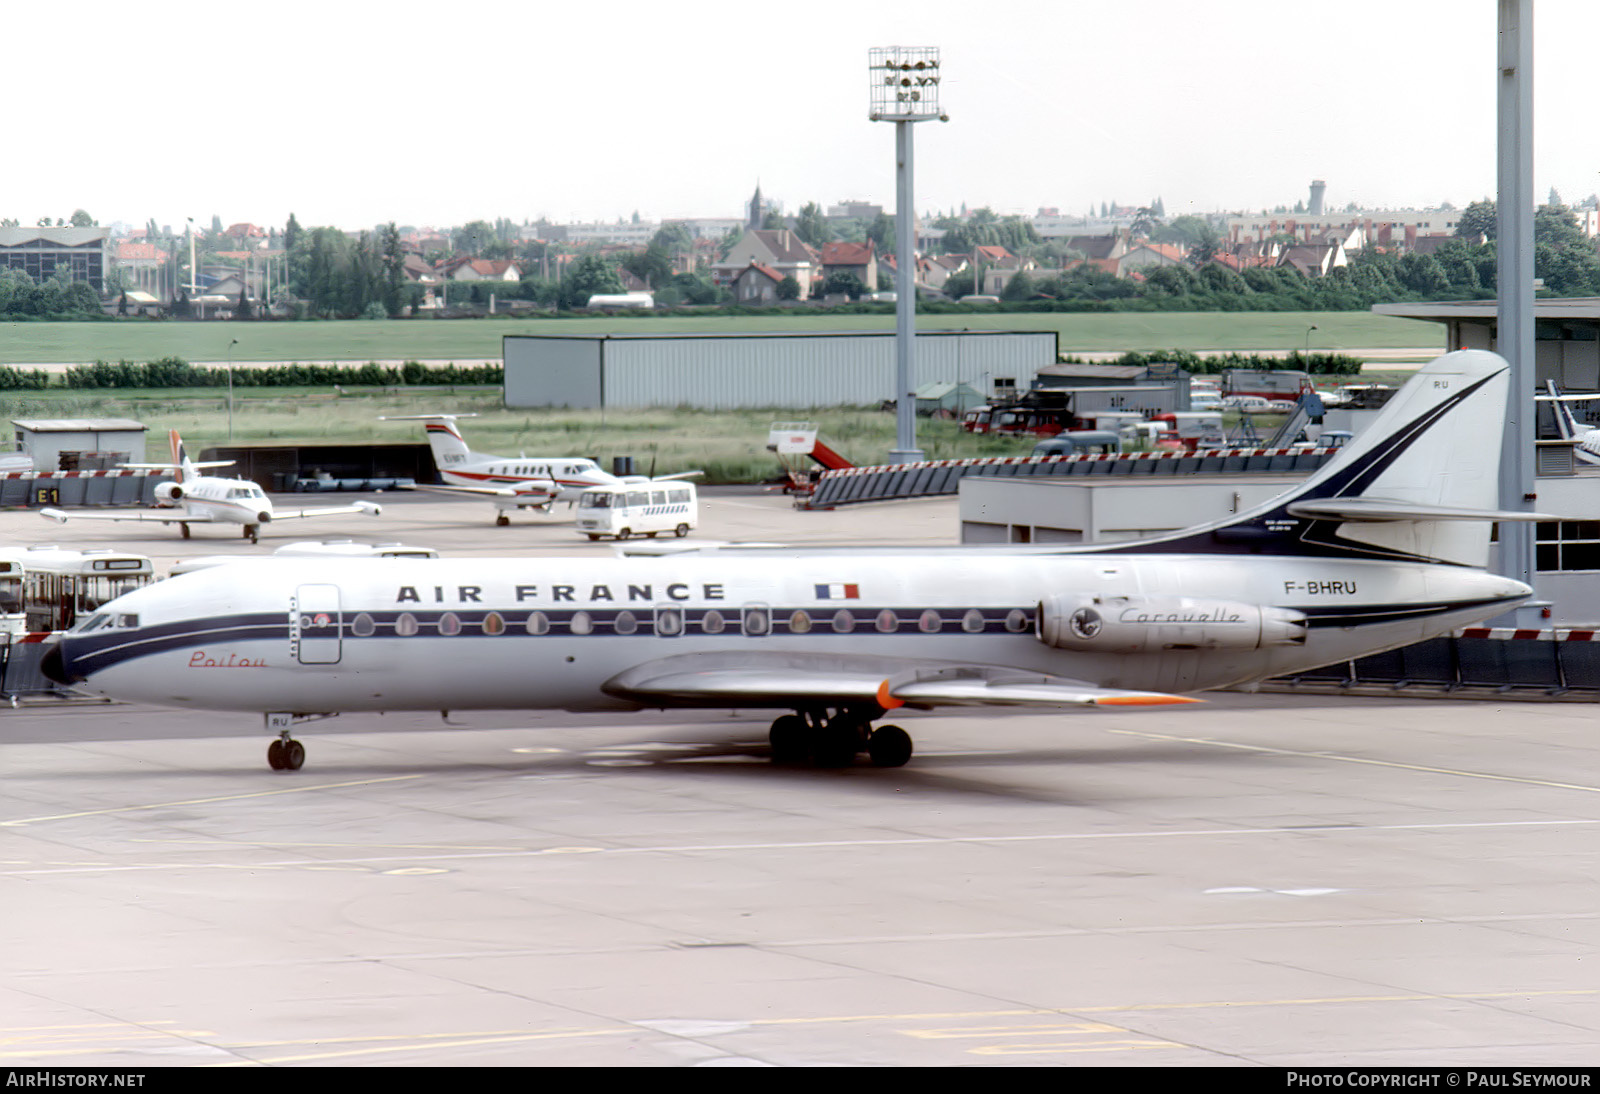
[39,507,212,525]
[122,460,233,471]
[399,482,546,500]
[1286,498,1556,523]
[274,501,382,520]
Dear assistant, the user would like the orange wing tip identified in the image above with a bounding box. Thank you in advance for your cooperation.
[1094,694,1204,707]
[875,679,905,710]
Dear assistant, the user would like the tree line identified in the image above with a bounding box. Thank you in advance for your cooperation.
[33,358,503,390]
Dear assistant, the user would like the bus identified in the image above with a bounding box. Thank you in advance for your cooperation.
[575,482,697,541]
[167,541,440,579]
[0,546,155,632]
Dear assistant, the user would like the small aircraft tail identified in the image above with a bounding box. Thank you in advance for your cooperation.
[122,429,232,482]
[1124,349,1535,568]
[170,429,190,483]
[378,414,489,471]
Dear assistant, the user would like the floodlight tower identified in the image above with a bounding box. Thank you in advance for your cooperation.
[870,46,947,464]
[1496,0,1538,623]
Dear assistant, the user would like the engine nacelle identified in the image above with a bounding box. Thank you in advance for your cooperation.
[154,482,184,504]
[1038,594,1307,652]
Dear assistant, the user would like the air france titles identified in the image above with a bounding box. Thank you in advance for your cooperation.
[395,583,727,605]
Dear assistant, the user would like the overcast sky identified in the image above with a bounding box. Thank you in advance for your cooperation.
[22,1,1597,233]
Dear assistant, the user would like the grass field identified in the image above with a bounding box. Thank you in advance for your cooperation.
[0,310,1445,365]
[0,386,1035,483]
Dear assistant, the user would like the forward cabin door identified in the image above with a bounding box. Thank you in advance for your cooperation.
[292,584,342,664]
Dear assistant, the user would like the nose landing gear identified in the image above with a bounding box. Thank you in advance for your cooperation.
[768,710,913,768]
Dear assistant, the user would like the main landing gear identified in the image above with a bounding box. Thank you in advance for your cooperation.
[768,710,913,769]
[266,730,305,771]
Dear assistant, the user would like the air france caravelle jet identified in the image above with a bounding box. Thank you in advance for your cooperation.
[39,430,381,544]
[381,414,700,525]
[45,351,1535,773]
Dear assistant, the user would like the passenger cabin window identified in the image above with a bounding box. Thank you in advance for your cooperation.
[741,605,769,637]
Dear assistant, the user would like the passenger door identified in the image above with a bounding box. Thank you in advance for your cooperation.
[293,584,342,664]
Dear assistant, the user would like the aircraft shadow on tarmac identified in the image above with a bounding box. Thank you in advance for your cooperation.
[7,734,1259,809]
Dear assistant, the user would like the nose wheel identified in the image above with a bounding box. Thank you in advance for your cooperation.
[768,711,913,768]
[266,733,305,771]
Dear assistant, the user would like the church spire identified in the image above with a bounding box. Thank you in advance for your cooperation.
[747,182,764,230]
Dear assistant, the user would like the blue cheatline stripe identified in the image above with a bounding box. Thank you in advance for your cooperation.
[61,593,1530,680]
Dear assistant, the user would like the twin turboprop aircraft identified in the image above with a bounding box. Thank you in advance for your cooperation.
[39,430,380,543]
[46,351,1535,772]
[1538,382,1600,467]
[381,413,700,525]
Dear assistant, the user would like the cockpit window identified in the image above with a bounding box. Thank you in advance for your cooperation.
[77,613,110,633]
[117,614,139,629]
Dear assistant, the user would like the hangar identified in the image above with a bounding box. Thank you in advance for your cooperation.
[501,330,1058,410]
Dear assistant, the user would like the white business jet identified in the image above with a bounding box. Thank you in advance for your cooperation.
[40,430,381,544]
[1537,381,1600,467]
[46,351,1534,773]
[381,413,699,525]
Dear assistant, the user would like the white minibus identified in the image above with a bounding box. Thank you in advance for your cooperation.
[575,482,697,541]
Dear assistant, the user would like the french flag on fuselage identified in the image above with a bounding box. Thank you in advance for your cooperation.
[814,583,860,600]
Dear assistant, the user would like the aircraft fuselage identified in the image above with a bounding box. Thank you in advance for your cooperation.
[56,553,1527,714]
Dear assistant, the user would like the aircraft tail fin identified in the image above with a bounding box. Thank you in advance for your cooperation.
[379,414,487,470]
[1125,350,1524,567]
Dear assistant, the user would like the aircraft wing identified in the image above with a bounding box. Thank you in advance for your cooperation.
[602,651,1198,710]
[39,507,214,525]
[397,482,554,501]
[121,460,233,471]
[272,501,382,521]
[618,470,704,483]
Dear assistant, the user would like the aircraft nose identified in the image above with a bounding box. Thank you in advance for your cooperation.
[39,637,80,686]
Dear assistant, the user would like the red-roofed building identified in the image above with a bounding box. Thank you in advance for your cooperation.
[441,258,523,281]
[819,240,877,293]
[1118,242,1185,276]
[730,261,788,304]
[113,240,167,299]
[713,229,819,297]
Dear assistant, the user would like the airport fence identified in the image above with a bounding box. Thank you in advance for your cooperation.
[1267,627,1600,699]
[0,469,166,508]
[805,446,1342,508]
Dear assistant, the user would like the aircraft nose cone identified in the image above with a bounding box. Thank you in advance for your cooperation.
[39,638,79,686]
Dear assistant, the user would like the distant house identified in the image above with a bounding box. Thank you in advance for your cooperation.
[977,254,1038,296]
[1278,240,1347,278]
[922,253,967,291]
[113,240,167,299]
[1064,233,1129,264]
[443,258,523,281]
[730,261,788,304]
[712,230,819,298]
[1117,242,1185,276]
[819,240,877,293]
[222,223,267,250]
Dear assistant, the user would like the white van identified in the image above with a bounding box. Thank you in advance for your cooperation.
[576,482,697,541]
